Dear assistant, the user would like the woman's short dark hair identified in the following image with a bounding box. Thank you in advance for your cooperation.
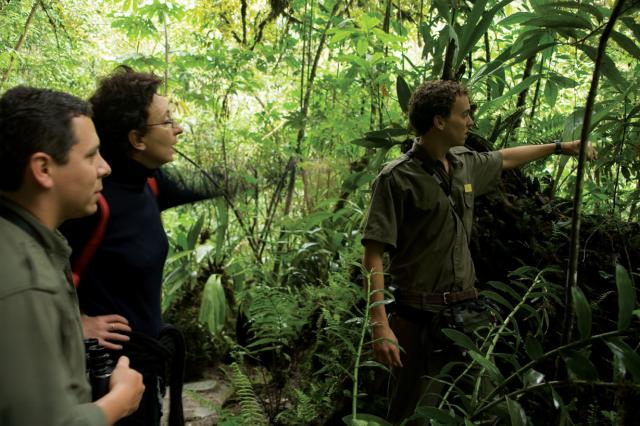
[408,80,468,135]
[0,86,91,191]
[89,65,162,163]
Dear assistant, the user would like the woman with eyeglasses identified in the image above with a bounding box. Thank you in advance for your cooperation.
[60,66,226,426]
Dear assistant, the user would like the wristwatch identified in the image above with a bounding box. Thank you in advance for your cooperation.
[554,140,562,155]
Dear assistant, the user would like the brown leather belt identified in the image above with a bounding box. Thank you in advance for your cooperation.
[394,288,479,309]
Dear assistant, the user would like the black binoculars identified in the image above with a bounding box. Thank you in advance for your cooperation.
[84,338,114,401]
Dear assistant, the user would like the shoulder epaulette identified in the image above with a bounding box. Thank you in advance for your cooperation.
[380,154,410,176]
[449,146,473,155]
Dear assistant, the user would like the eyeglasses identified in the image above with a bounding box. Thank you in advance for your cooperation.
[145,118,179,128]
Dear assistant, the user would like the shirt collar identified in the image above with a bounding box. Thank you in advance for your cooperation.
[0,197,72,259]
[409,139,461,169]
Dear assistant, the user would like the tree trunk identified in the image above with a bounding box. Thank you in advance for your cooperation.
[509,54,536,134]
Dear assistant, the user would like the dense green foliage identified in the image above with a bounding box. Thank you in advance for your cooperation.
[2,0,639,424]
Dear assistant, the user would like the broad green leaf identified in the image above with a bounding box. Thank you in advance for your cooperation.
[544,80,558,106]
[611,31,640,60]
[456,0,514,68]
[396,76,412,113]
[524,335,543,360]
[571,286,592,339]
[441,328,479,352]
[359,14,381,31]
[187,214,205,250]
[356,37,368,56]
[506,396,527,426]
[331,29,354,44]
[366,127,410,139]
[537,2,604,21]
[498,12,537,27]
[469,351,504,382]
[616,264,636,330]
[621,17,640,42]
[198,274,227,334]
[605,337,640,382]
[482,290,514,311]
[523,368,545,386]
[411,406,458,424]
[549,73,578,88]
[468,46,513,86]
[479,74,541,115]
[524,14,592,30]
[562,350,597,381]
[350,138,396,149]
[578,45,625,91]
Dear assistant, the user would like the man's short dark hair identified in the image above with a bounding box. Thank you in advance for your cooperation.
[90,65,163,164]
[408,80,469,135]
[0,86,91,191]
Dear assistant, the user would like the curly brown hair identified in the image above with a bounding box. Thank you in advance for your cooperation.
[408,80,468,135]
[89,65,162,163]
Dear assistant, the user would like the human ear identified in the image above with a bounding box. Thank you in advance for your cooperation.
[29,152,54,189]
[434,115,446,131]
[128,129,146,151]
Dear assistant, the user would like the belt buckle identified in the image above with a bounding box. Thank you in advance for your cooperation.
[442,291,450,305]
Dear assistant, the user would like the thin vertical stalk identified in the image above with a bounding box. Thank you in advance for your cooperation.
[561,0,626,345]
[612,96,629,216]
[484,31,491,101]
[529,55,546,121]
[352,271,375,421]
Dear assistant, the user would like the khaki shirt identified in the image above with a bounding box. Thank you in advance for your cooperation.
[0,198,106,426]
[362,142,502,293]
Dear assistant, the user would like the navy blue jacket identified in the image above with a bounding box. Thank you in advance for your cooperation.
[60,156,220,338]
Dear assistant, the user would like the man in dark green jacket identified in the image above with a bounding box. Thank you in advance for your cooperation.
[362,80,597,423]
[0,86,145,425]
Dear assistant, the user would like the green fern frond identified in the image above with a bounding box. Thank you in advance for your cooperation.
[228,362,268,426]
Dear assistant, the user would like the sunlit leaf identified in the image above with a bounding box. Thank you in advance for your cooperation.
[544,80,558,106]
[578,45,625,91]
[524,14,592,30]
[523,368,545,386]
[198,274,227,334]
[456,0,514,68]
[605,337,640,382]
[611,31,640,60]
[506,396,527,426]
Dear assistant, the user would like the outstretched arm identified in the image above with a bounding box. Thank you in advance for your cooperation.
[363,240,403,368]
[500,139,597,170]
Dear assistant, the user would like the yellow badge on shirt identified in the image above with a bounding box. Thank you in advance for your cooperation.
[464,183,473,193]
